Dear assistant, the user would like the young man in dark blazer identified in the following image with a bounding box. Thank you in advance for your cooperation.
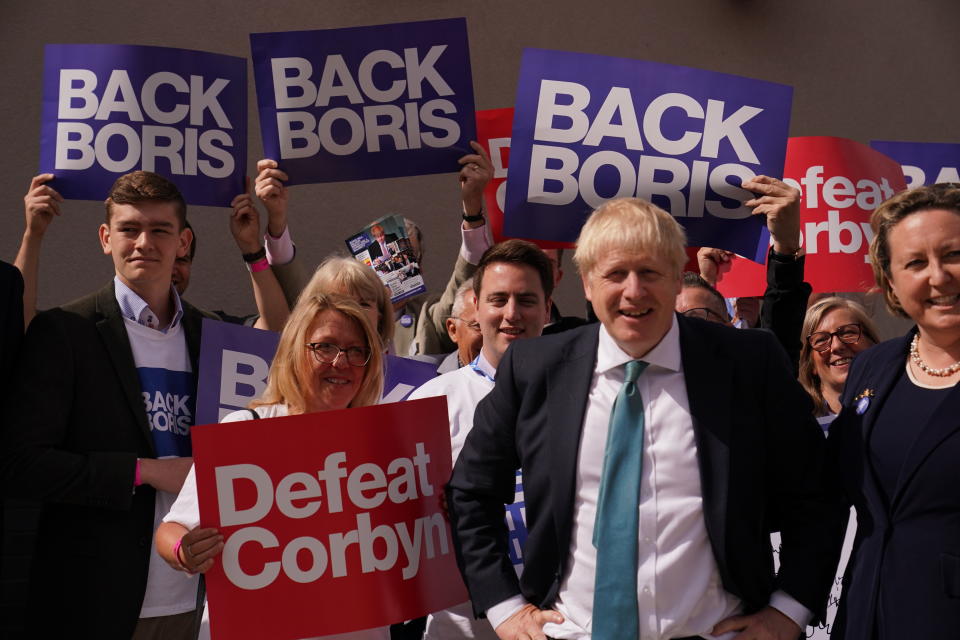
[448,192,842,640]
[0,172,217,638]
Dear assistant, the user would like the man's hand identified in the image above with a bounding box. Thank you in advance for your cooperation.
[230,183,263,255]
[23,174,63,238]
[697,247,734,286]
[494,604,564,640]
[179,527,225,574]
[139,457,194,494]
[253,159,289,237]
[458,140,494,224]
[742,175,801,256]
[712,606,802,640]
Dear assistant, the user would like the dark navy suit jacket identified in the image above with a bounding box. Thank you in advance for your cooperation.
[448,316,841,625]
[828,329,960,640]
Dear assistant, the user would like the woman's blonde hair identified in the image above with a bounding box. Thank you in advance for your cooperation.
[573,198,687,277]
[869,183,960,318]
[252,293,384,414]
[798,297,879,416]
[301,255,394,345]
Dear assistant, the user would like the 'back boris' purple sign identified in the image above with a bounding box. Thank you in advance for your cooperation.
[40,44,246,207]
[250,18,476,185]
[869,141,960,189]
[504,49,794,261]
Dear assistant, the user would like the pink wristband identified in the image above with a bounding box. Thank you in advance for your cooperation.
[247,257,270,273]
[173,538,192,573]
[134,459,142,487]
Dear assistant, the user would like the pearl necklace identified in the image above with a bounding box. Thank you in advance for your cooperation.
[910,333,960,377]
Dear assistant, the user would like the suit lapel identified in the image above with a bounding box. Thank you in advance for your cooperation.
[547,326,599,559]
[890,361,960,513]
[94,284,155,455]
[677,317,730,561]
[854,334,911,515]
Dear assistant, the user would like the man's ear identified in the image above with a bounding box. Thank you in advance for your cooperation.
[178,226,194,258]
[98,223,112,256]
[544,296,553,319]
[580,272,593,302]
[445,317,458,342]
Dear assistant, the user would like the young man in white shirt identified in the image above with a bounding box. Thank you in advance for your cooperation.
[409,239,554,639]
[1,171,218,638]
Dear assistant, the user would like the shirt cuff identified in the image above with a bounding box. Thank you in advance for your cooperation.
[264,226,295,266]
[769,590,812,631]
[461,222,492,265]
[486,595,528,630]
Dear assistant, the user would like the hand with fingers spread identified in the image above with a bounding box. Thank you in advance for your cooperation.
[712,605,803,640]
[494,604,564,640]
[458,141,494,223]
[253,159,289,237]
[23,174,63,238]
[742,175,802,256]
[230,180,263,255]
[697,247,735,286]
[176,527,225,574]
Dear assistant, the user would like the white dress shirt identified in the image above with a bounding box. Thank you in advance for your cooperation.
[489,318,810,639]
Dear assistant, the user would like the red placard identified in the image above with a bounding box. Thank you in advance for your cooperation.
[192,396,467,640]
[476,108,573,249]
[704,137,907,297]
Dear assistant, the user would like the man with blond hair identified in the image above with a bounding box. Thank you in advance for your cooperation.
[448,196,839,640]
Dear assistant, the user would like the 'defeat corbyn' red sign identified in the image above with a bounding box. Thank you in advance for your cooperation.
[192,396,467,640]
[712,136,908,297]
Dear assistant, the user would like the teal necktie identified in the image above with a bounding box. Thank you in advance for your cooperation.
[592,359,648,640]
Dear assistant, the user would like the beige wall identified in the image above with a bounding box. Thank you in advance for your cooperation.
[2,0,958,318]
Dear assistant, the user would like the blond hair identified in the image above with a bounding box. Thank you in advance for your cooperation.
[301,255,394,345]
[798,297,879,416]
[573,198,687,277]
[869,183,960,318]
[252,293,383,414]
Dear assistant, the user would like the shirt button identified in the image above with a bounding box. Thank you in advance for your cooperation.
[642,586,651,594]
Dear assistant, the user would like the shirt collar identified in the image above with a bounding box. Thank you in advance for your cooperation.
[596,314,682,375]
[114,276,183,332]
[472,349,499,381]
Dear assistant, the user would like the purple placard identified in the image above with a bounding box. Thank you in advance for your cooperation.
[869,141,960,188]
[196,319,437,425]
[503,49,794,262]
[250,18,476,185]
[40,44,246,207]
[196,319,280,426]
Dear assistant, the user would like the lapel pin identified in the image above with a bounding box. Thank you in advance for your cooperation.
[854,388,875,415]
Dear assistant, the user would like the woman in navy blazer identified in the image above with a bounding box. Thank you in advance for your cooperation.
[828,183,960,640]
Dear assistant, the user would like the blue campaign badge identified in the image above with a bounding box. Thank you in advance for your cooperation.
[399,313,414,328]
[856,396,871,415]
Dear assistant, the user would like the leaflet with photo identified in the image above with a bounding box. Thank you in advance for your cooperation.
[345,214,426,303]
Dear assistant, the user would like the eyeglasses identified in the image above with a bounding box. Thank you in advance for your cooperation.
[681,307,728,324]
[807,323,862,352]
[450,317,482,333]
[305,342,372,367]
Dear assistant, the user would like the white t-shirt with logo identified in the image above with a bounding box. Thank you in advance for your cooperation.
[125,316,200,618]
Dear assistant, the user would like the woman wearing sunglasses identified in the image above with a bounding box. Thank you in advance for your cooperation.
[827,184,960,639]
[798,297,880,430]
[155,293,386,640]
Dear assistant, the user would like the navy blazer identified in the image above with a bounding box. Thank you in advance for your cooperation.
[828,329,960,640]
[448,316,841,625]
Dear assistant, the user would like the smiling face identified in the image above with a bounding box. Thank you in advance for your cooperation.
[99,201,191,297]
[303,309,369,412]
[887,208,960,338]
[476,262,551,368]
[812,307,874,392]
[583,250,681,358]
